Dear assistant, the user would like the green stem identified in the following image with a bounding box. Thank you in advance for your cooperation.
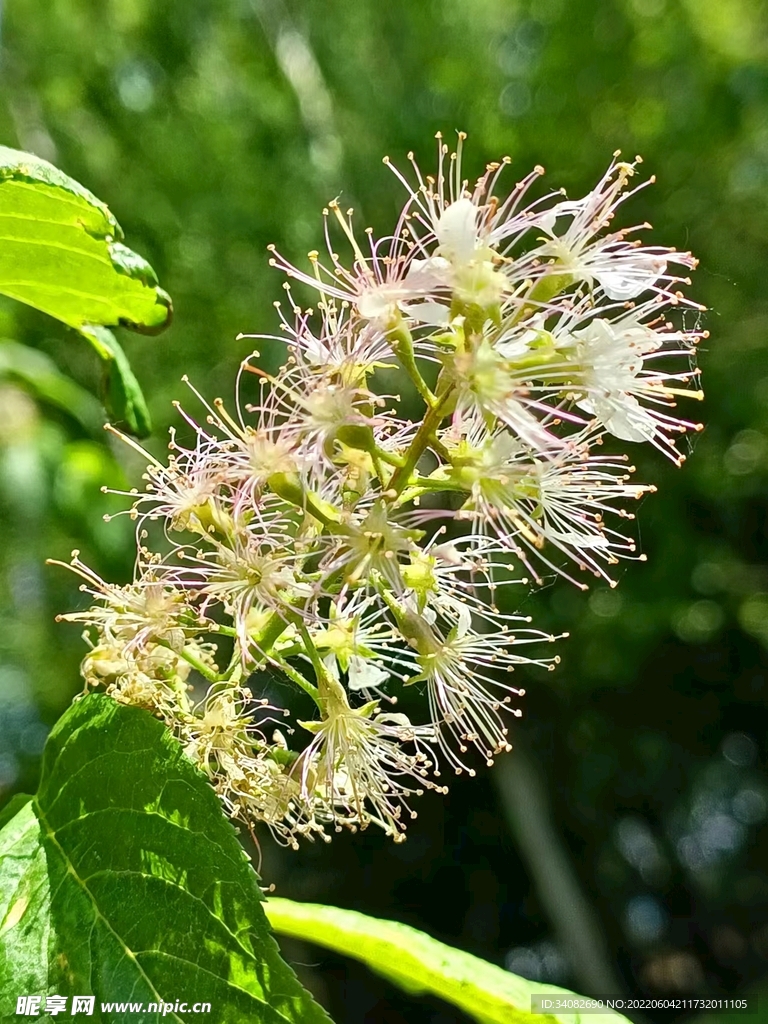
[375,447,405,468]
[385,387,455,501]
[251,610,292,661]
[176,645,221,683]
[268,472,341,529]
[270,653,321,704]
[430,436,452,462]
[223,642,245,683]
[170,674,193,715]
[370,448,389,489]
[209,622,238,637]
[387,319,436,407]
[296,621,333,689]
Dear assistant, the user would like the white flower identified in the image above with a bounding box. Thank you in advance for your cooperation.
[357,260,450,322]
[267,135,544,324]
[400,537,523,623]
[106,426,228,535]
[415,622,529,773]
[296,680,440,840]
[171,531,312,656]
[52,132,704,846]
[400,199,508,322]
[267,197,428,325]
[563,316,703,459]
[482,300,703,461]
[155,370,307,510]
[252,298,394,384]
[312,597,404,692]
[317,500,422,594]
[389,602,555,773]
[80,640,189,716]
[531,158,697,301]
[571,317,661,440]
[183,687,275,781]
[449,429,653,586]
[448,334,564,454]
[52,551,192,652]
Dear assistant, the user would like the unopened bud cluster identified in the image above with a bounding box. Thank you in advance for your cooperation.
[54,134,704,846]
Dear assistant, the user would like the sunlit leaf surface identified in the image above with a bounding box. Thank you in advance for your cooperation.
[0,146,171,333]
[266,898,632,1024]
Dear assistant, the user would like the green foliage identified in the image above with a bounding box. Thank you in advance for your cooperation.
[0,145,172,436]
[0,145,170,333]
[0,694,331,1024]
[79,325,152,437]
[266,899,631,1024]
[0,340,103,435]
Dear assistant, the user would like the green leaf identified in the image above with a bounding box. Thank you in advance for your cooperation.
[0,793,32,833]
[0,695,333,1024]
[0,146,171,334]
[265,899,632,1024]
[80,325,152,437]
[0,340,104,434]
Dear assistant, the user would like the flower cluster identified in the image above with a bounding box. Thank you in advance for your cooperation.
[54,134,704,846]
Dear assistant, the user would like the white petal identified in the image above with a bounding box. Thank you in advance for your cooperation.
[435,198,479,265]
[614,322,663,356]
[592,393,657,443]
[456,602,472,639]
[492,398,565,453]
[322,652,340,680]
[357,286,398,320]
[304,333,331,365]
[576,317,614,353]
[496,323,554,359]
[347,654,389,692]
[406,300,451,326]
[595,255,667,300]
[405,255,451,288]
[357,258,452,320]
[431,542,464,567]
[545,527,611,550]
[536,199,588,235]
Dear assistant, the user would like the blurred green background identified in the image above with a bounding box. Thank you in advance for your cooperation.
[2,0,768,1020]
